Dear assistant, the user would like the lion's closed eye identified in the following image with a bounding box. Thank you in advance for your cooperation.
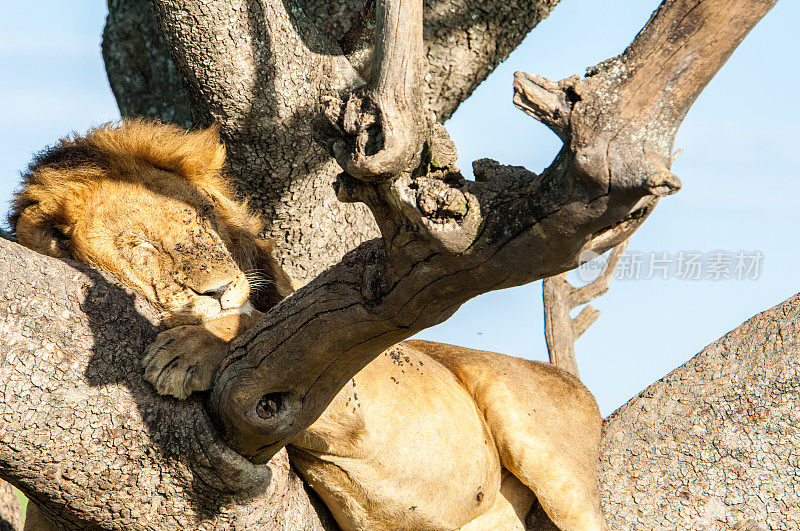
[124,240,161,270]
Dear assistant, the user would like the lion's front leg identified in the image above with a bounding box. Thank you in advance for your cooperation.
[142,311,262,399]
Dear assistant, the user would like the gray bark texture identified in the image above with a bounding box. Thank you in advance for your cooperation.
[0,0,788,528]
[0,480,22,531]
[103,0,560,123]
[0,238,335,530]
[599,292,800,530]
[102,0,193,127]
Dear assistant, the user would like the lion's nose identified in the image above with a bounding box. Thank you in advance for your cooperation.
[199,280,233,300]
[190,274,250,310]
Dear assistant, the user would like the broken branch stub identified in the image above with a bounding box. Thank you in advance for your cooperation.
[329,0,428,181]
[322,0,480,255]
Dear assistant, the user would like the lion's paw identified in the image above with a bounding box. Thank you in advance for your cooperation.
[142,325,228,400]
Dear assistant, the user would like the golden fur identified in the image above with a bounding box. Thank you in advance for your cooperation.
[11,120,293,326]
[11,120,293,400]
[13,120,609,530]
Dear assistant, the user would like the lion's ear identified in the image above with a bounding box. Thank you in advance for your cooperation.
[10,168,89,259]
[13,203,72,259]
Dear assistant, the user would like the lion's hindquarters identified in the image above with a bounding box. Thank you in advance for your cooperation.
[290,346,504,531]
[407,340,609,531]
[458,471,533,531]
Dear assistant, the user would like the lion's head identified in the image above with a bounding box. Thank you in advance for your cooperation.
[10,119,294,326]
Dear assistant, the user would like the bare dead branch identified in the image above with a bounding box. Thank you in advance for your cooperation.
[513,72,574,141]
[571,305,601,339]
[209,0,777,462]
[329,0,428,179]
[543,241,628,377]
[542,273,580,377]
[570,242,629,307]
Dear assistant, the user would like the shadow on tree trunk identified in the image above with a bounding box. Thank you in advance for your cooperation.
[0,238,334,530]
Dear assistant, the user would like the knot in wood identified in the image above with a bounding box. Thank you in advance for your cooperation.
[415,178,468,222]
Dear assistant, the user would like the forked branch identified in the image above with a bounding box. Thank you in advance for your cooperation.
[329,0,427,179]
[209,0,778,464]
[543,241,629,378]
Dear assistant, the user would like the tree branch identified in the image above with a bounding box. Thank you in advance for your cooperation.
[542,241,628,377]
[0,239,334,530]
[208,0,777,462]
[0,479,22,531]
[330,0,427,179]
[335,0,564,120]
[571,241,628,306]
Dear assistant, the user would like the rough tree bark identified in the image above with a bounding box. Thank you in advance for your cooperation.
[528,292,800,531]
[0,480,22,531]
[0,0,786,529]
[0,237,335,530]
[597,292,800,530]
[102,0,193,127]
[102,0,561,126]
[101,0,561,282]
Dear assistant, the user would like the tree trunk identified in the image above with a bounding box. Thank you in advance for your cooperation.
[0,0,786,528]
[103,0,562,124]
[599,292,800,530]
[102,0,192,127]
[0,238,334,530]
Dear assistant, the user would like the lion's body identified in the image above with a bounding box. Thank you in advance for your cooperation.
[13,121,609,531]
[290,341,606,530]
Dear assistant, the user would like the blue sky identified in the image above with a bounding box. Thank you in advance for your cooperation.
[1,1,797,416]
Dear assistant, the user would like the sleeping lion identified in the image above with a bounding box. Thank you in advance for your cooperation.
[11,120,609,530]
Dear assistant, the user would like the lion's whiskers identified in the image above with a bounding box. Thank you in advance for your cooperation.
[244,269,274,291]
